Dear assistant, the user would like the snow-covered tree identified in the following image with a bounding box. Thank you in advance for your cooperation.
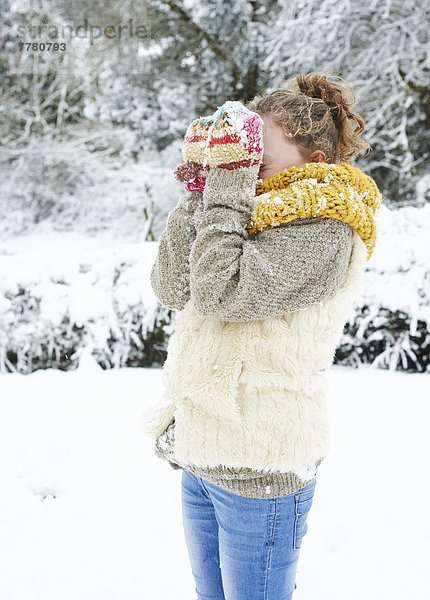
[127,0,429,203]
[263,0,430,204]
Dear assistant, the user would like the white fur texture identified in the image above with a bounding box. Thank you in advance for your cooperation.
[140,229,367,474]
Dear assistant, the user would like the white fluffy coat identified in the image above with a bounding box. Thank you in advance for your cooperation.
[140,228,367,477]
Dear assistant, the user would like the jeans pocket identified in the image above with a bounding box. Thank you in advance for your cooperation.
[293,480,316,550]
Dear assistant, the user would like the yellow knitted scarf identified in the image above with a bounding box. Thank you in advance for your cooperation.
[246,162,382,260]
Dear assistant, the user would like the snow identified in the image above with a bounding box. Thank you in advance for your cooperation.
[0,230,163,371]
[0,362,429,599]
[0,231,159,318]
[362,203,430,322]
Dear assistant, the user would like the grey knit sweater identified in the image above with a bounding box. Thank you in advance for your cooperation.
[150,168,354,498]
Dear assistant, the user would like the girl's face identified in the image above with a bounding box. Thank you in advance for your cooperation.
[258,115,320,181]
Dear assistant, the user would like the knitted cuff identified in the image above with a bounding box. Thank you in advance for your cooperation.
[178,191,203,214]
[203,167,258,212]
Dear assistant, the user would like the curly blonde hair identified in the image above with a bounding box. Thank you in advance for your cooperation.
[246,72,371,163]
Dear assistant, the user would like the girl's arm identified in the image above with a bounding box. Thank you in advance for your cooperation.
[150,191,201,311]
[189,168,353,321]
[150,113,214,311]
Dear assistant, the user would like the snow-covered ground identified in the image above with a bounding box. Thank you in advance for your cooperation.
[0,358,429,600]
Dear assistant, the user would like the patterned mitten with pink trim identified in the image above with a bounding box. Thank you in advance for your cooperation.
[174,116,214,192]
[203,101,263,176]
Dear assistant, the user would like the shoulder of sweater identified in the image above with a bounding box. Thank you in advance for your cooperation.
[261,217,354,247]
[278,216,352,231]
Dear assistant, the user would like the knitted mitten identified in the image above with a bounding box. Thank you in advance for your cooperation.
[203,101,263,176]
[174,116,214,192]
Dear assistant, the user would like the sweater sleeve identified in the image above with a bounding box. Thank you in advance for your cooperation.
[189,168,354,322]
[150,191,202,311]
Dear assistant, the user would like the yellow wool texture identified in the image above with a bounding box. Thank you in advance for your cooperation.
[205,112,263,168]
[207,142,249,167]
[182,120,210,163]
[184,143,205,164]
[247,162,382,260]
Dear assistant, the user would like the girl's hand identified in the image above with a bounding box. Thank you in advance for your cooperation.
[174,116,214,192]
[203,101,264,176]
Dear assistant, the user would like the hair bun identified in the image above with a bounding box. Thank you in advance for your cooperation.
[246,71,370,162]
[294,72,353,123]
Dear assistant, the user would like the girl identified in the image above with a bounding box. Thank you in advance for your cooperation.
[141,72,382,600]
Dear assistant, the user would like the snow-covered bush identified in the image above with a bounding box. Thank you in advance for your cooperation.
[0,239,175,374]
[1,199,429,374]
[336,306,429,372]
[336,202,430,372]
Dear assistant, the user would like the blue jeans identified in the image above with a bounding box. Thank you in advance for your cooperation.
[181,469,316,600]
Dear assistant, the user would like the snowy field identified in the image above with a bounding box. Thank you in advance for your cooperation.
[0,358,429,600]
